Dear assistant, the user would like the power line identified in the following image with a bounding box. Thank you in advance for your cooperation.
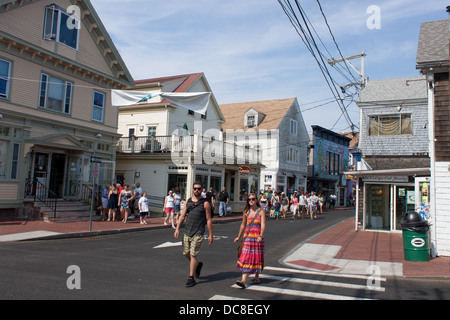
[277,0,359,133]
[315,0,361,87]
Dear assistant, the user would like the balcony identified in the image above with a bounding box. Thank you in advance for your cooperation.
[117,134,262,165]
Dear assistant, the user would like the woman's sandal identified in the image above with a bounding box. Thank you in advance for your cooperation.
[235,281,246,289]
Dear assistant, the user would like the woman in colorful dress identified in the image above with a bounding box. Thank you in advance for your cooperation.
[234,193,266,288]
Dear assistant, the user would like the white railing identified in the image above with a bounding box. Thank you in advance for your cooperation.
[117,134,261,165]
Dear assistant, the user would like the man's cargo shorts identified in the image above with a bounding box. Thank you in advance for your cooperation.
[182,234,204,257]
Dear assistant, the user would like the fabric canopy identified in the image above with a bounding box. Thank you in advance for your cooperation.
[111,90,211,115]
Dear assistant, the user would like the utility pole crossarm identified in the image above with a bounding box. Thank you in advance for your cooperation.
[327,52,366,87]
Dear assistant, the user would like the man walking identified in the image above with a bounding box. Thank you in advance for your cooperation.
[218,186,229,217]
[174,182,213,287]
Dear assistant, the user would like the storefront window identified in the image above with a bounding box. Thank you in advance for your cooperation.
[195,175,208,190]
[395,186,415,230]
[416,179,430,220]
[168,174,187,199]
[0,140,7,178]
[210,176,221,194]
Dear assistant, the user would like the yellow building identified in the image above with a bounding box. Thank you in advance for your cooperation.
[0,0,133,217]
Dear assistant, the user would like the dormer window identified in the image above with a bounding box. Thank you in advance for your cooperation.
[246,115,256,128]
[244,108,265,128]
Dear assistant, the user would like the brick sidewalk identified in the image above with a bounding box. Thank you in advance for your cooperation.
[310,219,450,278]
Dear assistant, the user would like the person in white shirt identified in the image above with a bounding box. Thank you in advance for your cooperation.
[164,190,176,229]
[309,192,319,220]
[298,192,307,219]
[139,191,149,225]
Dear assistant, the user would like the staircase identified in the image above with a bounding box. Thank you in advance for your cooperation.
[32,200,102,223]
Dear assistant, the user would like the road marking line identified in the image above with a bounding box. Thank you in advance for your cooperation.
[209,295,250,300]
[231,284,375,300]
[258,274,385,292]
[153,241,182,249]
[265,266,387,282]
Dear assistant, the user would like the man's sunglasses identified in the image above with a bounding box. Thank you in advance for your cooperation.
[193,188,202,191]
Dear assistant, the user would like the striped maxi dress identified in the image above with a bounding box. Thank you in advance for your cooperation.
[236,214,264,274]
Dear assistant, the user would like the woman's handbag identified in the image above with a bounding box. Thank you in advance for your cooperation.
[237,209,260,258]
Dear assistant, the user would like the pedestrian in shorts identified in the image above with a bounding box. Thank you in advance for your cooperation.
[174,182,213,287]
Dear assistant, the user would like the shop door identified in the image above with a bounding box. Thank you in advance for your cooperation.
[49,153,66,198]
[365,184,390,230]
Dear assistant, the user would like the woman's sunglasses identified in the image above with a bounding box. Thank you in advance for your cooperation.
[248,198,257,202]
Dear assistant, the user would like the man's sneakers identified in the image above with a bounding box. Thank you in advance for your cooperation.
[185,276,196,287]
[185,262,203,288]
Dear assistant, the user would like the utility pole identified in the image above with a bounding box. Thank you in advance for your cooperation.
[327,52,366,90]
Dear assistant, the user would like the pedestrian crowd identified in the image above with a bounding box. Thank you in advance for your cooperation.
[93,182,150,225]
[262,190,336,221]
[91,181,336,289]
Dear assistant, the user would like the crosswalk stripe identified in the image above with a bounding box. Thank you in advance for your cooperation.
[231,284,374,300]
[258,274,385,292]
[264,266,387,282]
[209,295,250,300]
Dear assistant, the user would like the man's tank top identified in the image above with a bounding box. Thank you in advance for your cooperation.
[184,198,206,237]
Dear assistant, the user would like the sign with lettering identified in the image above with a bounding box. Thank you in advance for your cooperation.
[90,156,102,163]
[238,166,251,175]
[362,176,408,183]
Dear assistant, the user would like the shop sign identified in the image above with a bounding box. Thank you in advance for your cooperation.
[90,156,102,163]
[238,166,251,175]
[362,176,409,183]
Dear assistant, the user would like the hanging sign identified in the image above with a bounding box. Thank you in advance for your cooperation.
[238,166,251,175]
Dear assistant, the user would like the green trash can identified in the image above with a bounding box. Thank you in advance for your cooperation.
[401,211,430,262]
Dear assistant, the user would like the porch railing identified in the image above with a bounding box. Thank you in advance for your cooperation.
[117,134,262,164]
[24,178,58,219]
[117,135,179,154]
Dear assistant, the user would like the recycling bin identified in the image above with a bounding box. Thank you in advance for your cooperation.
[401,211,430,262]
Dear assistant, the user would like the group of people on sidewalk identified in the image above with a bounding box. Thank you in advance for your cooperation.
[260,190,332,221]
[98,182,150,225]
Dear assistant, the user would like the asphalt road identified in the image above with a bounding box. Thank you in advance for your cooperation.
[0,209,449,303]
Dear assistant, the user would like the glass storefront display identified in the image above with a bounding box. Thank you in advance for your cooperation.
[365,184,390,230]
[365,182,418,231]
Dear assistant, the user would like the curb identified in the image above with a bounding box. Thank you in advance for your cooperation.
[20,216,243,242]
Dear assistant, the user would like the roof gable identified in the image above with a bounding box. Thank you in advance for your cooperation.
[0,0,133,88]
[220,98,297,131]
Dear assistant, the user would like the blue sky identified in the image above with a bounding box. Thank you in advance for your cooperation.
[91,0,449,133]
